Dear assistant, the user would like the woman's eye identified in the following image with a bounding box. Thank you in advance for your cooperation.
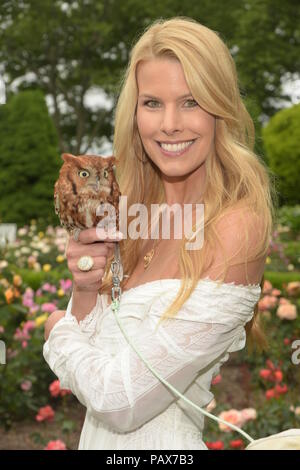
[185,99,198,107]
[78,169,90,178]
[143,99,198,108]
[144,100,159,107]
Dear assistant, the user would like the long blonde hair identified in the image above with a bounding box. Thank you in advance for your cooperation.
[101,16,278,353]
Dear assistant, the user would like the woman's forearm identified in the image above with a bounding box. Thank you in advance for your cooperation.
[71,285,98,322]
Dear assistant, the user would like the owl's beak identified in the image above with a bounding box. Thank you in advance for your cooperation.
[95,176,101,192]
[88,177,101,192]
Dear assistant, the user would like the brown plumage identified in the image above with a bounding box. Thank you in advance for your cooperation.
[54,153,121,234]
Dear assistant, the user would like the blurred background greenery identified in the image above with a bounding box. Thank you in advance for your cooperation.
[0,0,299,450]
[0,0,299,226]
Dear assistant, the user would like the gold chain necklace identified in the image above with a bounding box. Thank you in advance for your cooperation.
[143,211,175,270]
[143,237,162,270]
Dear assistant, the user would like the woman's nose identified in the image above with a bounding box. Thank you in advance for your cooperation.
[160,105,183,134]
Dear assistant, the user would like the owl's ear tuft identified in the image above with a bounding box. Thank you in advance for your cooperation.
[106,155,116,165]
[62,153,76,162]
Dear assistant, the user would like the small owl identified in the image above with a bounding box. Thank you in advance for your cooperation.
[54,153,121,234]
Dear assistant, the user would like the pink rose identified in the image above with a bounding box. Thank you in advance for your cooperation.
[36,405,55,422]
[44,440,67,450]
[211,374,222,385]
[275,383,288,395]
[218,409,244,432]
[263,279,273,294]
[49,379,72,397]
[29,305,39,314]
[60,279,73,291]
[230,439,244,449]
[279,297,291,305]
[23,320,36,332]
[258,295,278,311]
[260,368,272,380]
[240,408,257,423]
[49,380,61,397]
[21,380,32,391]
[274,370,283,382]
[41,302,57,313]
[286,282,300,297]
[271,288,281,297]
[206,440,224,450]
[266,388,276,400]
[276,304,297,320]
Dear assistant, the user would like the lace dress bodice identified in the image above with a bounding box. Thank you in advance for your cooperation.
[43,277,261,450]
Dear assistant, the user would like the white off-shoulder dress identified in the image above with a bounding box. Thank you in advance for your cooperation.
[43,277,261,450]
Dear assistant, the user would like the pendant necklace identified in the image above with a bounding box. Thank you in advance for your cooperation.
[143,237,162,270]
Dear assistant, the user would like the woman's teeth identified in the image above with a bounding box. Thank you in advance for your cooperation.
[159,140,194,152]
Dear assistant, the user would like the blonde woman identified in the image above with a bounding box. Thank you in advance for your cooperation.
[43,17,277,450]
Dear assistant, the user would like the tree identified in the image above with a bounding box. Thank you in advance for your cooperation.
[0,90,61,226]
[0,0,298,158]
[262,104,300,205]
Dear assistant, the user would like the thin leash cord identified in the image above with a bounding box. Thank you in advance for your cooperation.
[110,244,255,444]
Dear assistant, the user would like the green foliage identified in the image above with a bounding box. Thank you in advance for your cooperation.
[0,90,61,227]
[0,215,299,448]
[0,0,299,155]
[277,205,300,236]
[262,105,300,205]
[264,271,300,288]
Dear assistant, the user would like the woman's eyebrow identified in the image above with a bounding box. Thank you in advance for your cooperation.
[139,93,193,100]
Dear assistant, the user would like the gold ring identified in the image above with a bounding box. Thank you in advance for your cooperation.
[77,255,94,272]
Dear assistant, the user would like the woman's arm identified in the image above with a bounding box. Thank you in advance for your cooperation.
[44,288,99,341]
[71,286,98,320]
[44,310,66,341]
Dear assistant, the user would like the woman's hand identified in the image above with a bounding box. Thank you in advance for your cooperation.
[44,310,66,341]
[66,227,123,293]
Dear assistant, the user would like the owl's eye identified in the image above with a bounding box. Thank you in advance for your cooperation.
[78,169,90,178]
[103,169,109,178]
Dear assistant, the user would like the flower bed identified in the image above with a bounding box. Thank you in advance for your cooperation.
[0,217,299,450]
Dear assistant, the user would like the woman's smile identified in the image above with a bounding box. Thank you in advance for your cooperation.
[156,139,197,156]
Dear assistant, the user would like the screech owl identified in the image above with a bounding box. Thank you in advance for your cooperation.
[54,153,121,234]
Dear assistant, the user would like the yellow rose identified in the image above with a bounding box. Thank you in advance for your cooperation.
[35,314,49,327]
[38,231,44,239]
[13,275,22,286]
[266,256,271,264]
[56,255,65,263]
[57,289,65,297]
[4,287,14,304]
[42,264,51,272]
